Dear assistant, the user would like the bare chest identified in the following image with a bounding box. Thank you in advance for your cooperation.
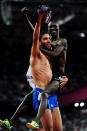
[30,53,52,88]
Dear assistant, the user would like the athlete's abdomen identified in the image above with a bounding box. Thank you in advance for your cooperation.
[30,54,52,89]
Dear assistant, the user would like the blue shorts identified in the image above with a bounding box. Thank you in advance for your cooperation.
[33,88,59,110]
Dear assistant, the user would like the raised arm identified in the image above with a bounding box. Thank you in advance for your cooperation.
[31,5,49,57]
[21,7,34,31]
[31,13,43,57]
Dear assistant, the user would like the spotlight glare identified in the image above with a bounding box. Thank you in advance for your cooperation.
[80,33,85,38]
[80,102,85,107]
[74,103,79,107]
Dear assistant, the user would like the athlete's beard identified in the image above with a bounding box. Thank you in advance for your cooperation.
[40,44,51,51]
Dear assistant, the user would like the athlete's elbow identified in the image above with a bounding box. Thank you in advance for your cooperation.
[62,39,67,47]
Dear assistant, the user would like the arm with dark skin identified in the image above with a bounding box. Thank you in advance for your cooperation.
[21,7,34,31]
[40,38,67,58]
[57,39,67,73]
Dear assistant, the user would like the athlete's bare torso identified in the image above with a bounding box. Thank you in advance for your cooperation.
[30,52,52,90]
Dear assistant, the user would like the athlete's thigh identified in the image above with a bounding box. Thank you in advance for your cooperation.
[40,109,53,131]
[52,107,63,131]
[45,80,59,95]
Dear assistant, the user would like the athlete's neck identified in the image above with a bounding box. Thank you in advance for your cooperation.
[51,35,59,41]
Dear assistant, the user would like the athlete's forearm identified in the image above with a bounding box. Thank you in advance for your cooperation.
[33,14,42,42]
[40,45,65,58]
[31,14,43,57]
[39,47,54,57]
[48,39,67,58]
[21,7,34,31]
[23,15,34,31]
[62,50,67,73]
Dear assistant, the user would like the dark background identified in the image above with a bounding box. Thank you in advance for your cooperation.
[0,0,87,130]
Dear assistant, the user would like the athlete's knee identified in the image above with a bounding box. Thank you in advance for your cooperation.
[50,80,60,93]
[53,80,60,88]
[49,80,60,90]
[41,92,48,100]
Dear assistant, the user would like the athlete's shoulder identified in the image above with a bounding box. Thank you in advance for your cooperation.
[60,38,67,44]
[59,38,67,49]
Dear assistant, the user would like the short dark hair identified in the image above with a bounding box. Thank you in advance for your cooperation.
[39,32,48,41]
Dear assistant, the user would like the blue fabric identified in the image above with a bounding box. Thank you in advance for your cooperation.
[33,88,59,110]
[47,94,59,109]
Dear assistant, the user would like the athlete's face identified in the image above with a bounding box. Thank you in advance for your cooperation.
[49,25,58,35]
[40,34,51,49]
[48,22,59,37]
